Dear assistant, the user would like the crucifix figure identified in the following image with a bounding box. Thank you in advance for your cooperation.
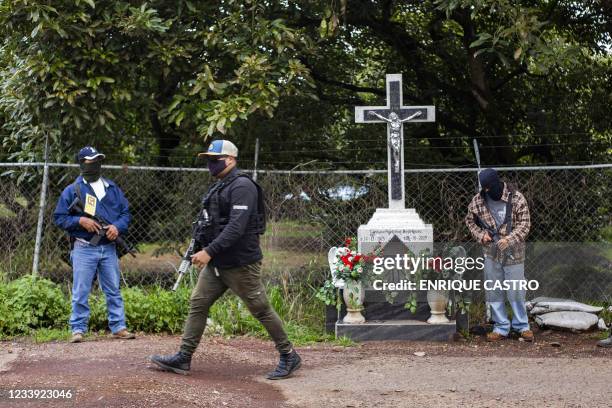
[355,74,435,209]
[369,111,423,173]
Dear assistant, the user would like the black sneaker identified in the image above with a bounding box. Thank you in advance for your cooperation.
[150,352,192,375]
[266,350,301,380]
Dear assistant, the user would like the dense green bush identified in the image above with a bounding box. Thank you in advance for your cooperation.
[0,283,9,332]
[0,276,325,343]
[88,286,191,334]
[0,276,70,335]
[0,276,194,335]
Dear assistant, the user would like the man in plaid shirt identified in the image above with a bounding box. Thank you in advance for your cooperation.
[466,168,534,342]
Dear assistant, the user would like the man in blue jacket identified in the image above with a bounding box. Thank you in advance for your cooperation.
[54,146,135,343]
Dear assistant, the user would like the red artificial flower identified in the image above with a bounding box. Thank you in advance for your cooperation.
[340,255,354,269]
[345,237,352,246]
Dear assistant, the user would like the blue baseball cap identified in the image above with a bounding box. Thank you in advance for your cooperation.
[77,146,106,162]
[198,140,239,158]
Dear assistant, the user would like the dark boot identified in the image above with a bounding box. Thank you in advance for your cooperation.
[150,352,192,375]
[266,350,301,380]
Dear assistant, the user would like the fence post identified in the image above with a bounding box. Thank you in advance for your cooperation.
[32,133,50,277]
[253,137,260,181]
[472,138,482,192]
[472,137,494,321]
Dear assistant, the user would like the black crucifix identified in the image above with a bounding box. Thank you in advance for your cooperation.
[355,74,435,209]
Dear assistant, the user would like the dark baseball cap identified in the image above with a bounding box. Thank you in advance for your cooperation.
[77,146,106,161]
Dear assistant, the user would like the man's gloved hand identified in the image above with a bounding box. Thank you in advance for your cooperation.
[79,217,102,233]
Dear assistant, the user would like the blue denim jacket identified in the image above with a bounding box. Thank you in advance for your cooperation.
[53,176,131,244]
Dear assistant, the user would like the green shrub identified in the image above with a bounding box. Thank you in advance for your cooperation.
[0,276,70,335]
[209,294,264,336]
[31,327,71,343]
[268,285,288,320]
[207,288,328,345]
[88,286,191,334]
[0,284,9,332]
[0,276,326,344]
[87,291,108,331]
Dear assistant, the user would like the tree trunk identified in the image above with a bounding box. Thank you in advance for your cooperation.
[457,10,514,165]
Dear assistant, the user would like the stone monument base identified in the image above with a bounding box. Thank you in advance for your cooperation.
[358,208,433,260]
[336,319,456,342]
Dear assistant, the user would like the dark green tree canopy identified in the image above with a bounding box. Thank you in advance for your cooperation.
[1,1,610,168]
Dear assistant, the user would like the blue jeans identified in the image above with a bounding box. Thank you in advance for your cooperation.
[70,241,127,334]
[484,258,530,336]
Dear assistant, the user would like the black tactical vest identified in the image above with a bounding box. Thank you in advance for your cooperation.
[202,171,266,239]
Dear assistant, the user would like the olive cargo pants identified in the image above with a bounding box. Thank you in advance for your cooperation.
[180,261,292,355]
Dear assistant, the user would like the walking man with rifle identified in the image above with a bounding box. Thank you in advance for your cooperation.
[150,140,301,380]
[465,168,534,342]
[54,146,135,343]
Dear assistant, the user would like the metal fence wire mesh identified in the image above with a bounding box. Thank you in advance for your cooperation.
[0,164,610,301]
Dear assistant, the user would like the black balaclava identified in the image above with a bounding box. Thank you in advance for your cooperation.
[79,159,102,182]
[479,168,504,201]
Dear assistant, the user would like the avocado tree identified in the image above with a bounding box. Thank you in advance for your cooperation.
[0,0,315,164]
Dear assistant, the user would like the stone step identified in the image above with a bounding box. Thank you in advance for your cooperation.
[336,319,456,341]
[324,300,442,333]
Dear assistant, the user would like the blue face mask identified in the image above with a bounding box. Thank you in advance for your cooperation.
[207,158,227,176]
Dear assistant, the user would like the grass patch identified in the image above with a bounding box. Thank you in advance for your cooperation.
[262,249,325,272]
[587,301,612,324]
[264,220,323,239]
[0,328,71,343]
[31,328,71,343]
[134,242,163,254]
[333,336,357,347]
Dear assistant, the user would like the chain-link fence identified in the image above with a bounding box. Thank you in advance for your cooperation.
[0,163,610,300]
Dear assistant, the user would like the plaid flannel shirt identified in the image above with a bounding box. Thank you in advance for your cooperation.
[465,183,530,265]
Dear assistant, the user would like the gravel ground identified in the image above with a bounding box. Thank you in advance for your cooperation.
[0,329,610,407]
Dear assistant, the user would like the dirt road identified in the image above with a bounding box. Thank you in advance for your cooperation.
[1,331,610,407]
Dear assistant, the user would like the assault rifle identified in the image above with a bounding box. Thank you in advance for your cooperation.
[474,215,515,265]
[68,197,136,258]
[172,208,212,291]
